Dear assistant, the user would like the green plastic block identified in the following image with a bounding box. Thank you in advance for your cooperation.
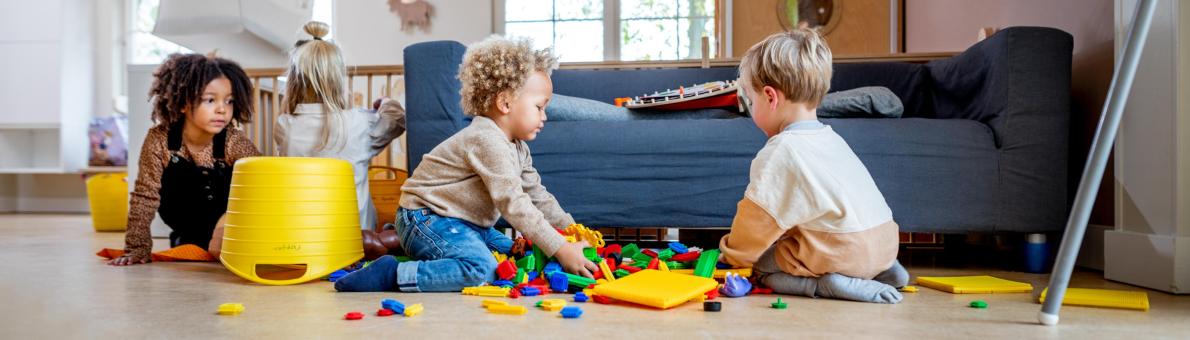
[514,268,526,283]
[771,298,788,309]
[394,256,413,262]
[969,300,988,309]
[631,252,654,265]
[517,253,536,270]
[621,243,640,258]
[693,249,721,278]
[613,269,631,279]
[583,247,600,263]
[532,245,547,273]
[657,249,675,261]
[666,261,688,270]
[564,272,597,288]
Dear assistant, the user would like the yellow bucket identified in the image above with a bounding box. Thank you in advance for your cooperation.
[86,173,128,231]
[220,157,363,285]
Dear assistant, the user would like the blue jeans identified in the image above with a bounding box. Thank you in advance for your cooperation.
[394,208,513,292]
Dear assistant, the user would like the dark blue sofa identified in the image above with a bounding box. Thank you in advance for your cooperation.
[403,27,1072,233]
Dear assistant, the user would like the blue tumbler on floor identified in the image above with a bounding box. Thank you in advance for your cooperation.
[1024,233,1050,273]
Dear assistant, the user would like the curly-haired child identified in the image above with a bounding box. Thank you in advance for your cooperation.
[334,36,597,292]
[108,53,260,266]
[273,21,406,237]
[719,29,909,303]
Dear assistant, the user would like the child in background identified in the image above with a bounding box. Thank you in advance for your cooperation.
[109,53,260,265]
[719,29,910,303]
[334,36,597,292]
[273,21,406,236]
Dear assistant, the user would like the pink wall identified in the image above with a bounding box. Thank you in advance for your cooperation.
[906,0,1117,226]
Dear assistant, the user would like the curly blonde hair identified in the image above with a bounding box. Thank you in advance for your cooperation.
[458,35,558,116]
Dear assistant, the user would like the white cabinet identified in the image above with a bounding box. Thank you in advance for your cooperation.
[0,0,92,174]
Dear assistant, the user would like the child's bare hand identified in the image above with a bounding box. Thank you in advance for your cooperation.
[554,241,598,279]
[107,254,150,266]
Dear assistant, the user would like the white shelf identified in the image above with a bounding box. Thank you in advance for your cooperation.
[0,167,67,174]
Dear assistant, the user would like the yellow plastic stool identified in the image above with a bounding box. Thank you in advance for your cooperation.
[220,157,363,285]
[86,173,129,231]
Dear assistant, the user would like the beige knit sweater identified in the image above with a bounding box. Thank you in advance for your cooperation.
[400,116,574,256]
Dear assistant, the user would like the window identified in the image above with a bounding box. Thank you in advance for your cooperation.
[129,0,192,64]
[499,0,719,62]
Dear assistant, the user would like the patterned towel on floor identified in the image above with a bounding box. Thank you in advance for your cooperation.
[97,244,216,262]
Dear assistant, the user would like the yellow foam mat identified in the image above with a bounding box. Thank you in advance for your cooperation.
[593,269,718,309]
[916,275,1033,294]
[1039,288,1149,311]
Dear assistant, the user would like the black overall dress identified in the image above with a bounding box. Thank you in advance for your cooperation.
[157,123,232,249]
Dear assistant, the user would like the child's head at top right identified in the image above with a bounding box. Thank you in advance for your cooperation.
[738,28,833,132]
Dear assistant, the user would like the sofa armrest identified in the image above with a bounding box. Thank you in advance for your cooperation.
[404,40,469,173]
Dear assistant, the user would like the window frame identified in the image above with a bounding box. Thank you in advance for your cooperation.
[493,0,730,62]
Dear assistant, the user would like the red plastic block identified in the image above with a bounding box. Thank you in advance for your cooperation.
[593,270,604,280]
[670,251,701,262]
[642,249,659,258]
[593,295,614,304]
[751,286,773,295]
[496,260,517,280]
[647,257,659,270]
[376,308,396,317]
[705,287,720,300]
[618,264,642,273]
[602,244,622,256]
[508,289,521,299]
[344,312,364,320]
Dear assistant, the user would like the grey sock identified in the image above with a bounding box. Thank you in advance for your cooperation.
[815,273,903,304]
[759,272,818,298]
[872,260,910,288]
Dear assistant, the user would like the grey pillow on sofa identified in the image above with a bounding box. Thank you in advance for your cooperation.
[817,86,904,118]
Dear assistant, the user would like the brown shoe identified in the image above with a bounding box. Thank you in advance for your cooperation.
[377,229,403,255]
[361,230,389,261]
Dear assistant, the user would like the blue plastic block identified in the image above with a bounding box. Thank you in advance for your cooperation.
[544,262,562,275]
[560,306,583,319]
[381,299,405,313]
[716,261,732,269]
[668,242,689,254]
[549,272,570,293]
[527,271,539,282]
[491,280,514,287]
[521,286,542,296]
[574,292,589,303]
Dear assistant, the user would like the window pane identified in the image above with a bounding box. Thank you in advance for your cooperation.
[505,22,555,52]
[621,0,677,19]
[554,0,602,20]
[555,20,603,62]
[506,0,553,22]
[621,19,678,61]
[679,0,715,18]
[678,18,715,59]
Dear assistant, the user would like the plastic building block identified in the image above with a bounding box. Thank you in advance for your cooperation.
[593,269,719,309]
[603,244,622,257]
[497,260,517,280]
[631,253,654,267]
[665,261,688,270]
[574,292,589,302]
[527,271,539,282]
[716,262,732,269]
[517,254,536,271]
[583,247,600,263]
[720,272,753,297]
[621,243,640,258]
[750,287,773,295]
[344,312,364,320]
[532,245,547,273]
[539,299,567,311]
[618,264,642,273]
[657,260,670,272]
[403,303,423,317]
[492,251,508,263]
[593,295,614,304]
[543,262,563,275]
[382,299,405,314]
[916,276,1033,294]
[564,223,605,248]
[217,303,244,315]
[549,272,570,293]
[703,301,722,312]
[492,279,514,287]
[647,257,660,270]
[376,308,396,316]
[487,304,528,315]
[462,286,512,297]
[508,288,521,299]
[900,285,919,293]
[657,249,675,261]
[613,269,631,279]
[642,249,659,258]
[521,286,542,296]
[608,252,623,267]
[670,251,701,262]
[693,249,721,278]
[771,297,788,309]
[1039,288,1150,311]
[563,272,597,288]
[668,242,689,254]
[969,300,988,309]
[483,299,508,308]
[704,287,719,300]
[671,267,753,279]
[560,306,583,319]
[515,268,527,284]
